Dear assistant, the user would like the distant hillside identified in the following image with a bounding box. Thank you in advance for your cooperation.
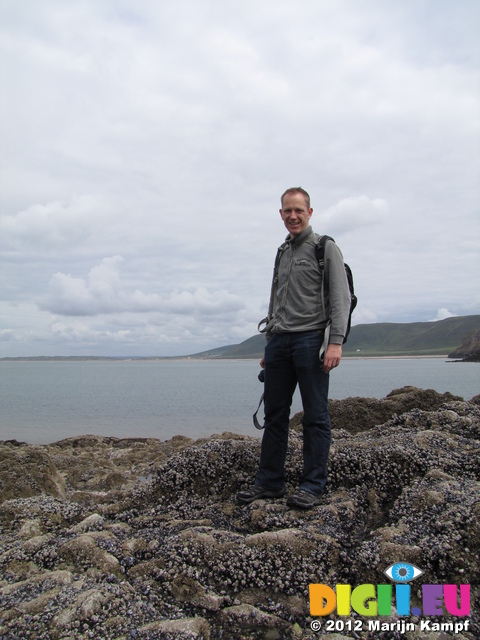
[192,315,480,359]
[190,336,262,359]
[343,315,480,356]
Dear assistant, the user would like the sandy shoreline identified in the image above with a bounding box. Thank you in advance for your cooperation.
[0,354,453,361]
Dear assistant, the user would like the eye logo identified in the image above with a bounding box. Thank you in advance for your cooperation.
[384,562,424,582]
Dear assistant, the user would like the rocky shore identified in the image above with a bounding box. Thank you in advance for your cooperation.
[1,387,479,640]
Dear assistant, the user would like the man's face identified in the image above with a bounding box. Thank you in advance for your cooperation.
[280,192,313,237]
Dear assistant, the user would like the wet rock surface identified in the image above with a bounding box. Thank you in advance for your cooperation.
[1,387,479,639]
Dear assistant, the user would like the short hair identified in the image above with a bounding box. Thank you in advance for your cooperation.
[280,187,311,209]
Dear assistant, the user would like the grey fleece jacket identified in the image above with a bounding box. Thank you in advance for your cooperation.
[264,226,351,345]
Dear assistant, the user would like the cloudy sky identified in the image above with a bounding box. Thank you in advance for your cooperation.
[1,0,479,357]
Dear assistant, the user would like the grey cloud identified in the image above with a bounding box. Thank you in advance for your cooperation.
[0,195,114,252]
[0,0,478,356]
[40,256,245,324]
[318,196,389,236]
[164,289,245,317]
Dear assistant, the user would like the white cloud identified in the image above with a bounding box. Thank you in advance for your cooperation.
[164,288,245,317]
[430,308,458,322]
[40,257,127,316]
[40,256,245,327]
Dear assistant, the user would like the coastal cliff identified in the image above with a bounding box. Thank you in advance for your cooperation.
[1,387,479,639]
[448,329,480,362]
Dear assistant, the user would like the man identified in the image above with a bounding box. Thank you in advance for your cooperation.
[237,187,351,509]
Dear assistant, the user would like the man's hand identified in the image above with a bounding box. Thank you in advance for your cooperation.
[323,343,342,373]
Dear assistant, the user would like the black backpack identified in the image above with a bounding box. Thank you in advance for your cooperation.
[315,235,357,344]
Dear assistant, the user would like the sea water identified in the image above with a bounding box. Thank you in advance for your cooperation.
[0,358,478,445]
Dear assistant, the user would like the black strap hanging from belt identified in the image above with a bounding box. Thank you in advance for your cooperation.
[253,369,265,429]
[253,392,265,430]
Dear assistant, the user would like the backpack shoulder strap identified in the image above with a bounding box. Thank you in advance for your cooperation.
[314,234,335,268]
[273,240,289,277]
[314,235,335,333]
[258,241,289,333]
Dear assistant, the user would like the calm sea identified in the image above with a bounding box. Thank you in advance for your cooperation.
[0,358,478,445]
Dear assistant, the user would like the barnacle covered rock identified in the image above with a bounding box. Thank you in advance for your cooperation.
[0,387,479,639]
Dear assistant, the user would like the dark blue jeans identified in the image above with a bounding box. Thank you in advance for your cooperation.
[255,331,331,495]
